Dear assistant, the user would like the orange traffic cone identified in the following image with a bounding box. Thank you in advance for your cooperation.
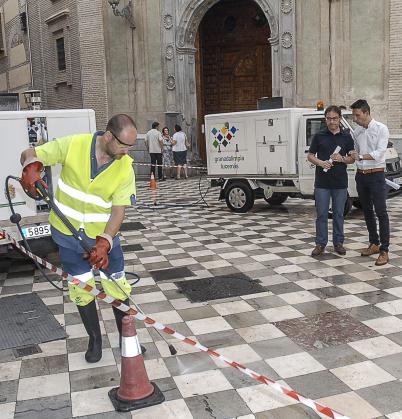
[109,315,165,412]
[149,172,157,190]
[149,173,157,205]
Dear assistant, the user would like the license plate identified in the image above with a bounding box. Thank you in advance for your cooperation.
[394,177,402,185]
[22,224,51,239]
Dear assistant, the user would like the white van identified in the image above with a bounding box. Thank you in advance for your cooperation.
[0,109,96,256]
[205,108,402,213]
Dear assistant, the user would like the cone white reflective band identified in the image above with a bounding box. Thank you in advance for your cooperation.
[58,179,112,208]
[121,335,141,357]
[54,199,111,223]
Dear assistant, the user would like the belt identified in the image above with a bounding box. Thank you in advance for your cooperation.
[357,168,384,174]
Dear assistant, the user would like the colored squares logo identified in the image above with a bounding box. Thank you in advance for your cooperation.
[211,125,239,149]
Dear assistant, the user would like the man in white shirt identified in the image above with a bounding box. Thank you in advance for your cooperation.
[349,99,390,266]
[145,121,164,180]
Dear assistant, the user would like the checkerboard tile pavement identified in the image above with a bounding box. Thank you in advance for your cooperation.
[2,178,402,418]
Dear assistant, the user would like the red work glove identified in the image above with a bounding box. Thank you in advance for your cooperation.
[84,235,111,270]
[21,161,47,199]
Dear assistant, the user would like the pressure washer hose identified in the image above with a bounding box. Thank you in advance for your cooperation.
[135,170,211,209]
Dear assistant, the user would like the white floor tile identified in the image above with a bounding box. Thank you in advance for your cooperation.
[363,316,402,335]
[317,391,381,419]
[71,386,115,417]
[186,316,232,335]
[348,336,402,359]
[130,398,193,419]
[266,352,325,378]
[17,373,70,400]
[236,324,285,343]
[326,295,369,309]
[212,300,255,316]
[278,290,320,305]
[331,361,395,390]
[260,305,304,322]
[68,348,116,371]
[0,361,21,382]
[237,383,297,413]
[212,344,262,368]
[174,369,233,398]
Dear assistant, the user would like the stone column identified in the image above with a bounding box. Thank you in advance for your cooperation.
[388,0,402,135]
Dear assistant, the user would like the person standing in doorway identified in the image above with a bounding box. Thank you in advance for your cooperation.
[307,105,355,256]
[171,124,188,180]
[349,99,390,266]
[145,121,164,181]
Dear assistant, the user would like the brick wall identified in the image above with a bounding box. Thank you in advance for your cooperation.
[27,0,83,111]
[388,0,402,136]
[76,0,108,129]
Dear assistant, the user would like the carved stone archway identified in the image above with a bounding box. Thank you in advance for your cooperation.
[161,0,296,157]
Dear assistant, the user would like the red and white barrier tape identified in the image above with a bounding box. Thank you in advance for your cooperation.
[3,229,349,419]
[133,162,207,171]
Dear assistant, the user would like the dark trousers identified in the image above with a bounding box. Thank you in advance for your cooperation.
[150,153,163,180]
[315,188,347,246]
[356,171,389,251]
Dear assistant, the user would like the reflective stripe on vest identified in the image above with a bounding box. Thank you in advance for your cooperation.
[54,199,111,223]
[58,178,112,209]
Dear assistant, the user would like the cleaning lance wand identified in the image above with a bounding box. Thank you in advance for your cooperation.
[34,181,177,355]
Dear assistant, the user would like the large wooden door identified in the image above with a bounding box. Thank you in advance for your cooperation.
[196,0,272,161]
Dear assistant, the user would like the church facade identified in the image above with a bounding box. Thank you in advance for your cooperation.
[0,0,401,160]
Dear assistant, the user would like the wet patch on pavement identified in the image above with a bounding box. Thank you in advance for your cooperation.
[175,274,266,302]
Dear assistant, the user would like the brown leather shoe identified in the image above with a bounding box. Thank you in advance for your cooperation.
[311,245,325,256]
[375,251,389,266]
[334,244,346,255]
[361,243,380,257]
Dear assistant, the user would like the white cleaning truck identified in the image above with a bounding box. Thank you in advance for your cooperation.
[0,109,96,257]
[205,108,402,213]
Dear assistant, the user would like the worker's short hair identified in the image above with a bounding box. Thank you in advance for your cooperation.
[152,121,160,129]
[106,114,137,135]
[350,99,370,114]
[324,105,342,118]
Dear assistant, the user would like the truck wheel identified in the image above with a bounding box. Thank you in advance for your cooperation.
[225,182,254,213]
[328,197,353,218]
[264,193,288,205]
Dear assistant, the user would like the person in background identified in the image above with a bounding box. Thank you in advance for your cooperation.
[349,99,390,266]
[307,105,355,256]
[161,127,174,179]
[171,124,188,180]
[145,121,164,181]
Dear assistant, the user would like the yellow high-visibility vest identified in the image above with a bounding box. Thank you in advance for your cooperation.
[49,134,134,238]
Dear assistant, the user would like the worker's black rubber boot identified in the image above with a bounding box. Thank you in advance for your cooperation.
[77,300,103,363]
[113,299,146,354]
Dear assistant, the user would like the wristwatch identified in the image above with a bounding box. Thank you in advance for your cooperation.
[358,154,363,161]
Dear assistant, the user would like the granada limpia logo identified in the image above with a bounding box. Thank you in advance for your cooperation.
[211,125,238,149]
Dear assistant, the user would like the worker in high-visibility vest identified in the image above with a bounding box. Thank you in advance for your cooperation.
[20,114,142,363]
